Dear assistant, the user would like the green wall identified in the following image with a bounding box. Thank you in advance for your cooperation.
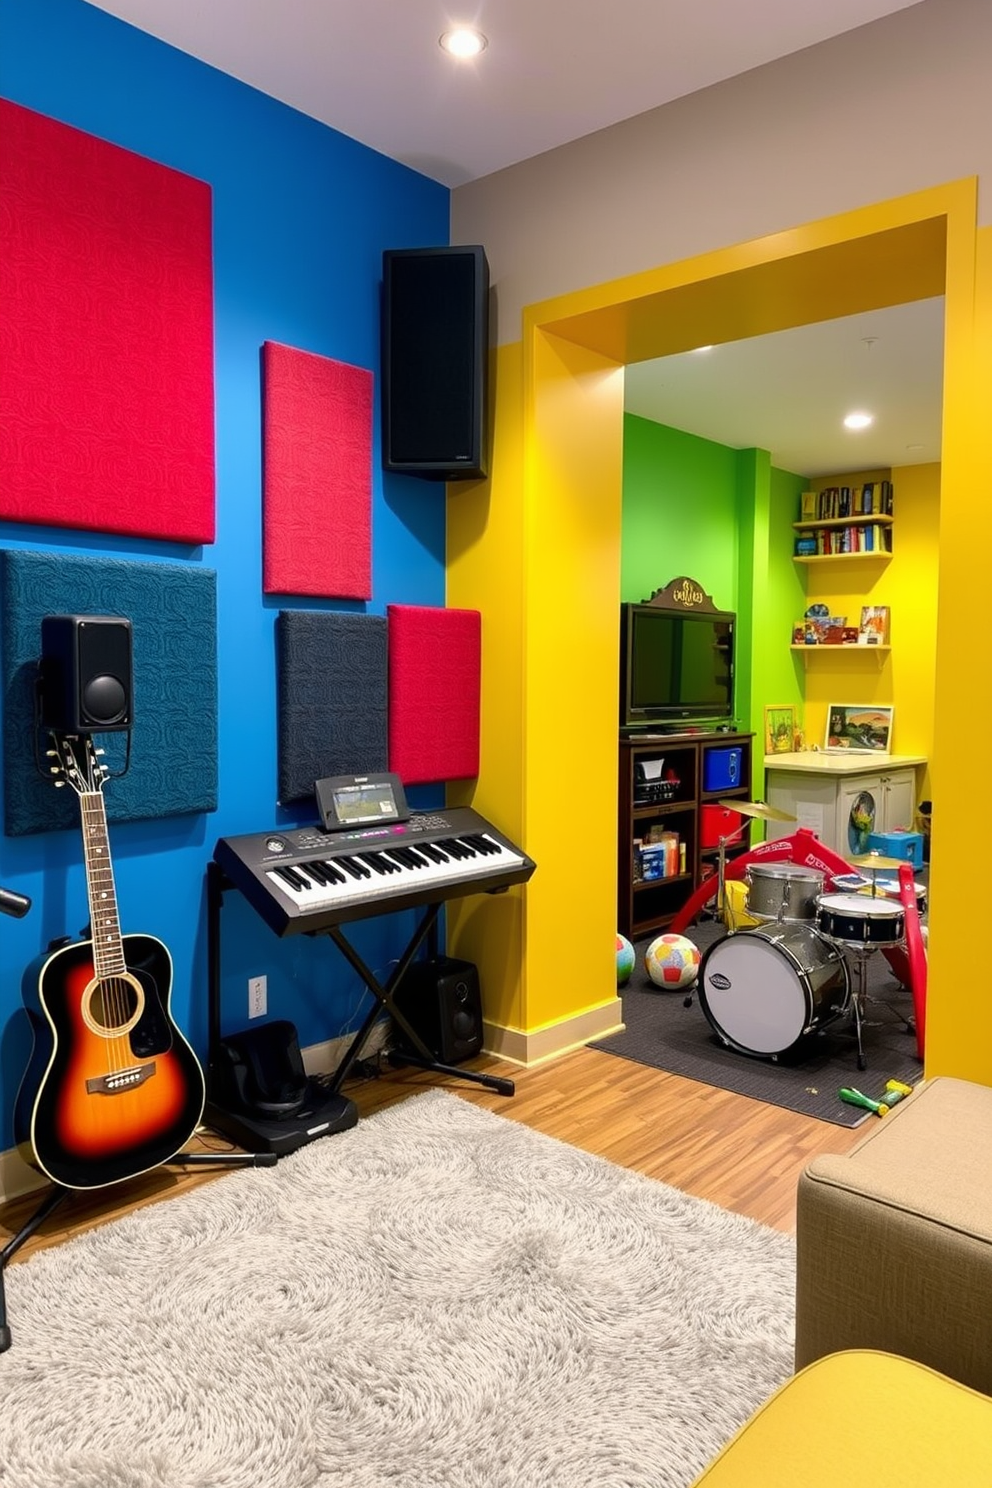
[621,414,807,762]
[621,415,740,608]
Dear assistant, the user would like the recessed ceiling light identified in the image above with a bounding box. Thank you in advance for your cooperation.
[439,27,488,58]
[690,345,714,354]
[843,411,874,430]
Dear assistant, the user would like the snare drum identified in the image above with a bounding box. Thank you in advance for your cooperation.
[745,862,825,923]
[698,923,850,1060]
[816,891,905,947]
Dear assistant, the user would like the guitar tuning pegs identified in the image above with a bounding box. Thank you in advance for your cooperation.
[95,749,106,757]
[53,779,65,788]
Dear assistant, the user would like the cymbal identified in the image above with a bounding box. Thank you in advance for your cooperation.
[717,799,797,822]
[847,852,905,871]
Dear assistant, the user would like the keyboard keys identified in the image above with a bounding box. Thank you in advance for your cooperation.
[264,833,523,916]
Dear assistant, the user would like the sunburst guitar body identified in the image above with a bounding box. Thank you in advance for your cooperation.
[14,734,205,1190]
[17,934,205,1189]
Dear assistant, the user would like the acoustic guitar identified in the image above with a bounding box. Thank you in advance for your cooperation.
[15,733,205,1189]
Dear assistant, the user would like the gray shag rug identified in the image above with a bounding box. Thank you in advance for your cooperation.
[0,1091,796,1488]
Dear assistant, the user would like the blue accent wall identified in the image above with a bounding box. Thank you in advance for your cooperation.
[0,0,450,1151]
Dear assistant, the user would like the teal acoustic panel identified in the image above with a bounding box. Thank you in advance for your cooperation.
[2,549,217,835]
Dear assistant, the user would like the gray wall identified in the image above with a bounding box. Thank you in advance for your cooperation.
[452,0,989,342]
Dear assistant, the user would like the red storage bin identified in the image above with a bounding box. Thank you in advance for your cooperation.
[700,804,743,848]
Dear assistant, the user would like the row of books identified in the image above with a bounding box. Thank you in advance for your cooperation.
[795,523,893,557]
[633,829,686,883]
[800,480,893,521]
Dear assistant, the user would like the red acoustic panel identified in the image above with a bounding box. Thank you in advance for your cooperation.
[262,341,373,599]
[388,605,481,784]
[0,100,215,543]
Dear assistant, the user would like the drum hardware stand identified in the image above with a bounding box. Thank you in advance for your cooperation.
[847,949,872,1071]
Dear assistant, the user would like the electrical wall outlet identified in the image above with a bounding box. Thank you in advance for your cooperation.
[248,974,267,1019]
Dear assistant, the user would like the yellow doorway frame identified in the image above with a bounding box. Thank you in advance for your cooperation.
[447,178,992,1084]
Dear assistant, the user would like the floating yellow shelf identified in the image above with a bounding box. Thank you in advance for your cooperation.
[793,551,891,565]
[793,515,893,530]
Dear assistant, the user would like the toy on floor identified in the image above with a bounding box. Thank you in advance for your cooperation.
[645,932,701,990]
[839,1078,915,1117]
[616,933,635,987]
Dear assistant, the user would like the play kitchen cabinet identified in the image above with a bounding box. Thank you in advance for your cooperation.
[618,732,753,939]
[763,752,926,859]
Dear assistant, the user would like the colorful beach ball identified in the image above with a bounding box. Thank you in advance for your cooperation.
[645,933,701,990]
[616,933,635,987]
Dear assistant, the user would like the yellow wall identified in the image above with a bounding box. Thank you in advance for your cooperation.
[446,344,528,1034]
[925,220,992,1079]
[447,180,992,1085]
[799,463,938,795]
[446,335,626,1049]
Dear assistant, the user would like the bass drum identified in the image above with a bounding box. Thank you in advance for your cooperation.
[698,924,851,1061]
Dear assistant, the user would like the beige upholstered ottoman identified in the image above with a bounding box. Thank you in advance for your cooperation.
[795,1075,992,1394]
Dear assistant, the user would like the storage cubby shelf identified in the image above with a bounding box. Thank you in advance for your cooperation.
[618,732,753,940]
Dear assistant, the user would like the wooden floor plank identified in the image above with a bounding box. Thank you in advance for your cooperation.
[0,1047,864,1273]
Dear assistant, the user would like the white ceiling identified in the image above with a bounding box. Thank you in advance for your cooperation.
[85,0,922,188]
[624,297,945,477]
[83,0,940,475]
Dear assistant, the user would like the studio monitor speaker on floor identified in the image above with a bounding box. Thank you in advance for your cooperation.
[381,245,489,481]
[391,955,484,1065]
[39,614,133,733]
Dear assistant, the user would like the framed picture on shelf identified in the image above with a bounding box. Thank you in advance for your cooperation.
[824,703,894,753]
[764,704,797,754]
[858,605,890,644]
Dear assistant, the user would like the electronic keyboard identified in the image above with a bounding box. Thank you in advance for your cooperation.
[214,806,536,937]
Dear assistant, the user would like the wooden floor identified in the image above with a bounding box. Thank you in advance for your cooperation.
[0,1047,863,1275]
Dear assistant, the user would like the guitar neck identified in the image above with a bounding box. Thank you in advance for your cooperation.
[78,789,126,977]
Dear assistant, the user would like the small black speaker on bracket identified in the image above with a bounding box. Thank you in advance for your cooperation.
[381,244,490,481]
[39,614,133,733]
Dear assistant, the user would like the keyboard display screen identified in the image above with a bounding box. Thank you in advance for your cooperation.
[331,783,400,824]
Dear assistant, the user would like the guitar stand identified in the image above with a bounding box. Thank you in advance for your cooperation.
[319,901,515,1100]
[0,1147,276,1354]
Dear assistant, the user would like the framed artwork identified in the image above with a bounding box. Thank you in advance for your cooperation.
[824,703,894,753]
[858,605,891,645]
[764,704,796,754]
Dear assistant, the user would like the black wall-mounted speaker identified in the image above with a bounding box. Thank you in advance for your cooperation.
[391,956,484,1065]
[40,614,133,733]
[381,245,490,481]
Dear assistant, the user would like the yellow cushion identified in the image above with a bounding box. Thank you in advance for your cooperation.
[691,1351,992,1485]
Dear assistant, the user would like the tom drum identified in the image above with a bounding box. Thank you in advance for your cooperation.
[816,892,905,948]
[698,923,851,1060]
[867,879,928,918]
[745,862,825,923]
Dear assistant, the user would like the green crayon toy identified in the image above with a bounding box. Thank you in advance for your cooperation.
[839,1078,914,1118]
[839,1086,885,1116]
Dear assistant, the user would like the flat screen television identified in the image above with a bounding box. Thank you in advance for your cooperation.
[619,603,735,729]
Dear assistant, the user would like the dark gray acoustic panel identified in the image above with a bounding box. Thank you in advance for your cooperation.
[2,549,217,835]
[276,610,388,804]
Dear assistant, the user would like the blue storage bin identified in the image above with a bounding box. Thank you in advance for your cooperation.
[703,746,742,792]
[867,830,924,870]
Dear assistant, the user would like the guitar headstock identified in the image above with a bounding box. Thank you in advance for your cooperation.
[46,733,109,796]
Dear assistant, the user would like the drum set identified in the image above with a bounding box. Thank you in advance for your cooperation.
[694,801,925,1071]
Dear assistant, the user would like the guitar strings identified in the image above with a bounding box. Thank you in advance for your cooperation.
[81,786,132,1077]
